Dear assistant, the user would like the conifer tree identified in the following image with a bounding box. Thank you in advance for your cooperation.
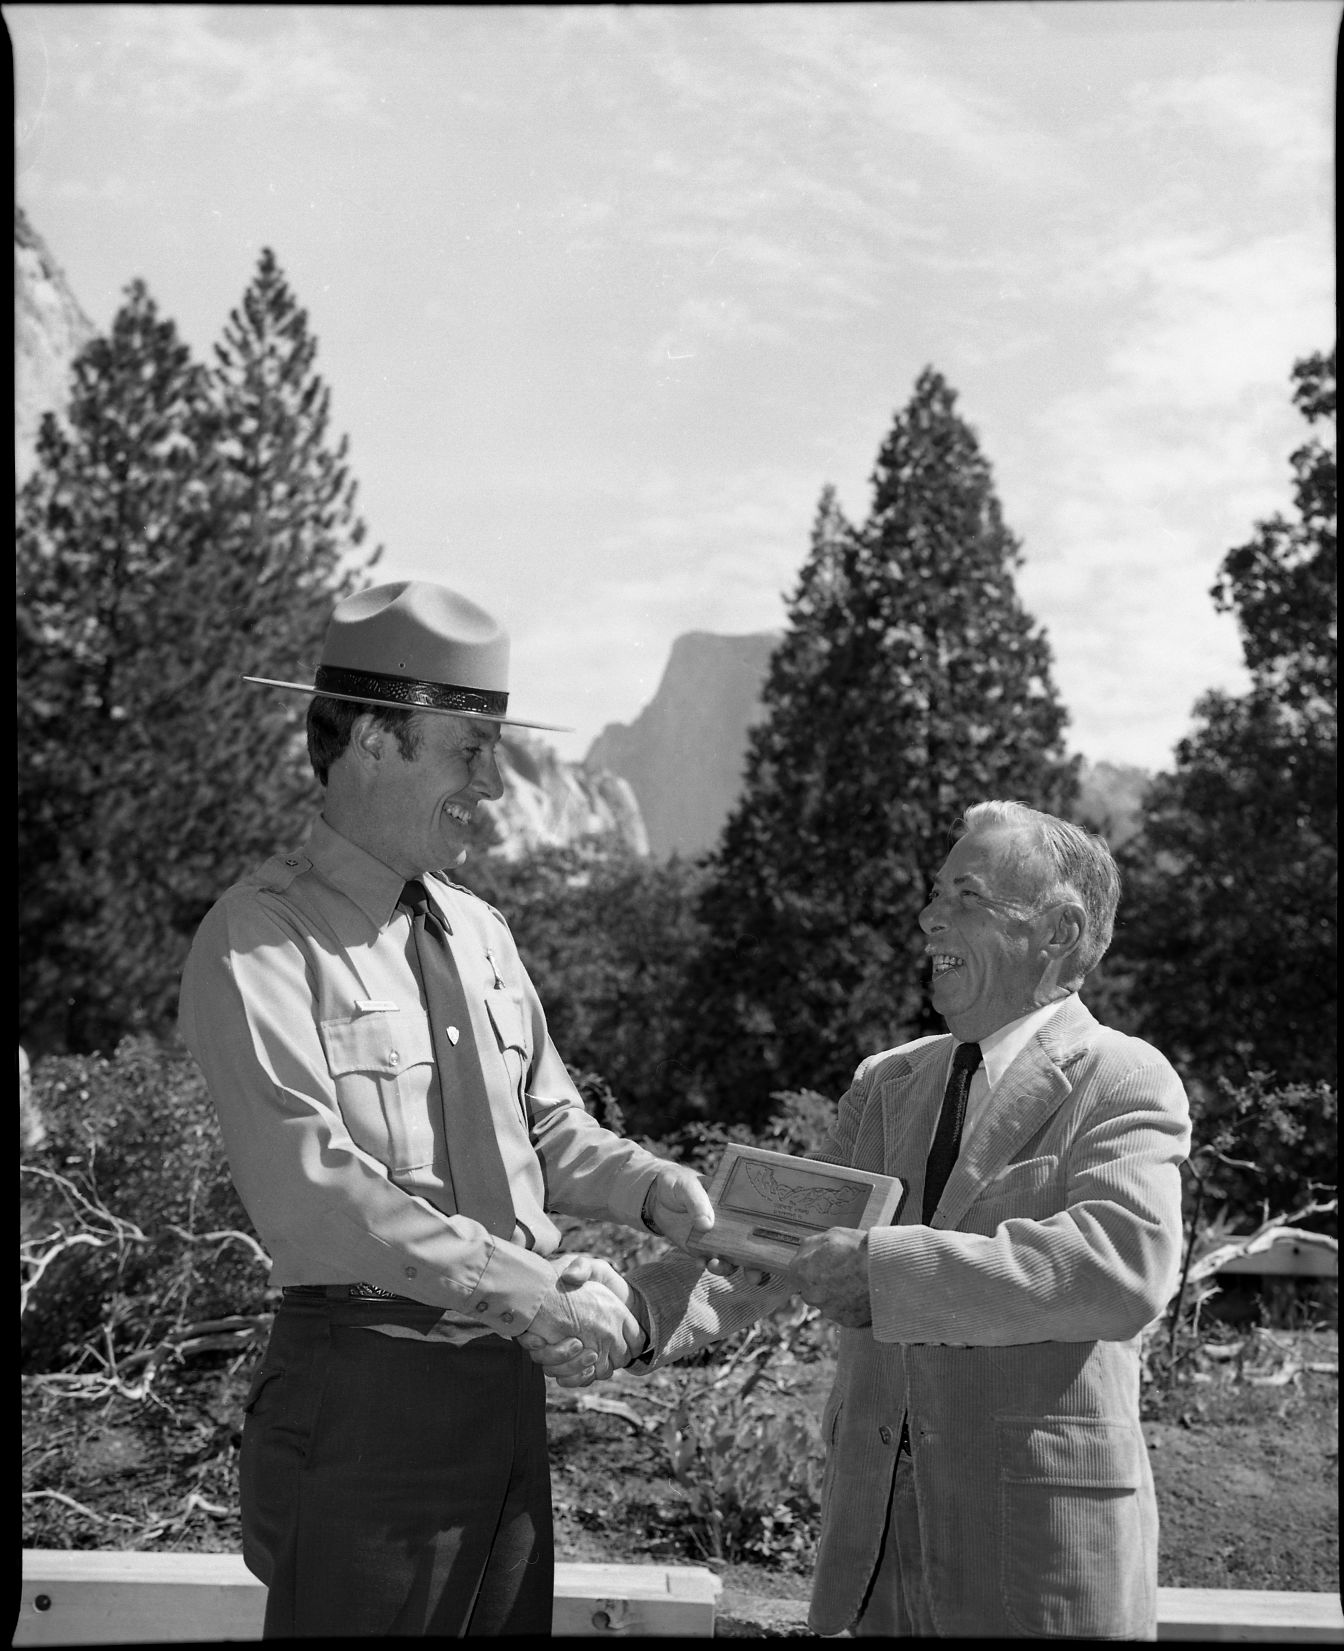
[1112,347,1336,1095]
[207,247,377,629]
[18,258,380,1055]
[682,370,1076,1125]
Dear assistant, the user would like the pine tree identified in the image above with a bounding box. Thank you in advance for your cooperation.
[207,247,378,631]
[18,258,381,1056]
[18,282,221,1053]
[1113,347,1337,1095]
[681,370,1076,1125]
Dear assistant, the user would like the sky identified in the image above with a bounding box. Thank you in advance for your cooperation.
[9,1,1338,768]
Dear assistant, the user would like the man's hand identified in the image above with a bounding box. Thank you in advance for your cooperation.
[518,1254,648,1387]
[792,1228,872,1327]
[642,1162,717,1251]
[703,1255,775,1286]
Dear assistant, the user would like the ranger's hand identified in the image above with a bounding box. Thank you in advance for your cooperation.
[642,1163,716,1251]
[518,1254,648,1386]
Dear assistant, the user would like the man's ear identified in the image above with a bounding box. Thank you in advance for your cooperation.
[349,713,387,769]
[1044,902,1086,966]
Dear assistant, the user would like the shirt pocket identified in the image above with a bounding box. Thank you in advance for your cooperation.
[319,1008,437,1172]
[484,990,532,1116]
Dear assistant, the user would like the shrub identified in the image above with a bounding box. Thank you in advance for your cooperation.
[21,1035,268,1374]
[1189,1070,1338,1237]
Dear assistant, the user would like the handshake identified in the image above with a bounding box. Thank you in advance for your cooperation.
[517,1162,874,1387]
[519,1251,650,1388]
[518,1161,735,1390]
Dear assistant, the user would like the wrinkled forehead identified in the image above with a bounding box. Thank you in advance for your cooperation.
[938,824,1047,899]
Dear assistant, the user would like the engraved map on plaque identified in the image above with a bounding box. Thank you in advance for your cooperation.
[687,1146,903,1271]
[726,1158,866,1230]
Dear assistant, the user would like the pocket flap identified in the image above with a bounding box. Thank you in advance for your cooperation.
[485,992,529,1055]
[997,1416,1143,1489]
[320,1009,434,1076]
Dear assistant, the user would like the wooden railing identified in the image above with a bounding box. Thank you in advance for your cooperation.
[15,1550,1344,1642]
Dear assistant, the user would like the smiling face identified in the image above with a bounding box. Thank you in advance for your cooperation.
[337,710,505,878]
[919,824,1061,1042]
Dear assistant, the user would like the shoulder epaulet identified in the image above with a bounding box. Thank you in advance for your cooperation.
[424,874,508,924]
[253,852,313,893]
[435,876,478,901]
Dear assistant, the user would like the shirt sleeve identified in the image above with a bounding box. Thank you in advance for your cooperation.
[866,1056,1191,1347]
[179,890,558,1338]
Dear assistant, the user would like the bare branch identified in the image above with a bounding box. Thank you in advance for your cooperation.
[22,1489,138,1526]
[164,1223,272,1270]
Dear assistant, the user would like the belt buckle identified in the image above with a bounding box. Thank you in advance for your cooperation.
[349,1281,401,1301]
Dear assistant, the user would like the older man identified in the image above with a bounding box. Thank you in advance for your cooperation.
[179,581,711,1638]
[543,799,1190,1639]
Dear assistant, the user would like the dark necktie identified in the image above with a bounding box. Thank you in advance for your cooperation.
[399,879,516,1239]
[922,1041,983,1224]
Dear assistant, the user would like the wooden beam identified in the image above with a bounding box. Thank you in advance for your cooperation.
[16,1552,1344,1642]
[14,1551,722,1642]
[1157,1586,1344,1642]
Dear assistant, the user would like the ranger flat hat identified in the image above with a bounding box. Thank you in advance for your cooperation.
[244,580,569,732]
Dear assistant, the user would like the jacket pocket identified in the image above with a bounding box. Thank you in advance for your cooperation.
[996,1415,1151,1638]
[320,1008,437,1172]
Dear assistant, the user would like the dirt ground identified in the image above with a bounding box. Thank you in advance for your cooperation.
[22,1329,1338,1637]
[547,1327,1340,1628]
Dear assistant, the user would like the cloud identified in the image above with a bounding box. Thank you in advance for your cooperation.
[1126,66,1335,189]
[46,3,380,124]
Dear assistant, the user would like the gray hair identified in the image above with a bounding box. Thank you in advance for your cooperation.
[957,800,1121,980]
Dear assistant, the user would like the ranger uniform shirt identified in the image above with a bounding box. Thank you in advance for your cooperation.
[179,814,662,1341]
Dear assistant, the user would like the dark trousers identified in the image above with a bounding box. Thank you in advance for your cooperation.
[240,1293,553,1637]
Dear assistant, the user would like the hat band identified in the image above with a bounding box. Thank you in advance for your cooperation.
[314,665,509,718]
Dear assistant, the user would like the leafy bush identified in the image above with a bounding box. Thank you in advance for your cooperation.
[661,1374,823,1565]
[1189,1069,1338,1238]
[21,1035,268,1374]
[457,845,713,1137]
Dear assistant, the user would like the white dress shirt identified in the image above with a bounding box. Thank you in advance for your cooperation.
[957,992,1079,1151]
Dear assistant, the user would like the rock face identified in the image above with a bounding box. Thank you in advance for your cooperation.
[586,631,781,858]
[14,206,96,486]
[1074,760,1152,847]
[477,732,649,861]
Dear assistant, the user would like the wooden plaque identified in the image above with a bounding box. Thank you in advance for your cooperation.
[685,1145,903,1273]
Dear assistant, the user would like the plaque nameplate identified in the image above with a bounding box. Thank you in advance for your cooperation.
[686,1144,903,1272]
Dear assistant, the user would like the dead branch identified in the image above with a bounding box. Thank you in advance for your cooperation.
[22,1489,138,1526]
[164,1224,272,1270]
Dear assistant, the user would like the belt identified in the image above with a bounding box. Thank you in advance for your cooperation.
[284,1283,420,1304]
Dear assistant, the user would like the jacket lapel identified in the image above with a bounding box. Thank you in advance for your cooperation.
[933,997,1099,1230]
[875,1040,951,1219]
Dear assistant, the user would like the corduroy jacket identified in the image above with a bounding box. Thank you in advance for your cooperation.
[633,996,1190,1638]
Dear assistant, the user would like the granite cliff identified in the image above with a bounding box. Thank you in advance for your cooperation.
[585,631,781,858]
[479,734,649,860]
[14,206,96,486]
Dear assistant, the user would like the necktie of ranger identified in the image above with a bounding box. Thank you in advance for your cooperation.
[399,879,516,1239]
